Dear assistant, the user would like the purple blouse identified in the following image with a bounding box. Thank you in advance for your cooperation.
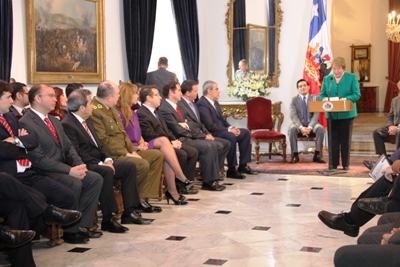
[117,110,155,149]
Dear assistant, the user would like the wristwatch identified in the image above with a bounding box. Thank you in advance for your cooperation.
[13,136,20,146]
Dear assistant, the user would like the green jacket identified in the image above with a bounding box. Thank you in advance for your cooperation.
[90,97,138,157]
[319,72,361,120]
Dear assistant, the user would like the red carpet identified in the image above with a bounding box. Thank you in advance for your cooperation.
[248,154,376,178]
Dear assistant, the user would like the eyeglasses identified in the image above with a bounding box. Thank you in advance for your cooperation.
[152,93,161,97]
[39,94,56,98]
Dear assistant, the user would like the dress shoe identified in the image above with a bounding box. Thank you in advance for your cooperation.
[226,168,246,179]
[179,186,199,195]
[62,232,89,244]
[0,227,35,248]
[318,210,359,237]
[78,227,103,238]
[202,181,226,191]
[313,154,326,163]
[358,196,388,215]
[43,205,82,226]
[238,165,258,175]
[100,217,127,232]
[363,160,375,170]
[290,154,299,163]
[343,166,350,170]
[165,191,188,205]
[121,211,152,225]
[176,178,194,187]
[134,202,162,213]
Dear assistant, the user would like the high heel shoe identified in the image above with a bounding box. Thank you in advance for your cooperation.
[176,178,193,187]
[165,191,188,205]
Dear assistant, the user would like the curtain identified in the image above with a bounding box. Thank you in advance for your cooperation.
[384,0,400,112]
[0,0,13,82]
[267,0,275,77]
[123,0,157,84]
[233,0,246,71]
[171,0,199,82]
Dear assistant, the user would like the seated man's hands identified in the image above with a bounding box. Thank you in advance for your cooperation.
[383,165,395,182]
[171,140,182,149]
[300,127,311,137]
[205,134,214,141]
[229,126,240,136]
[381,228,400,245]
[103,160,115,174]
[69,164,88,180]
[137,142,148,150]
[388,125,398,135]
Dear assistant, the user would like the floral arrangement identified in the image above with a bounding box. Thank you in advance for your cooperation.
[228,74,271,101]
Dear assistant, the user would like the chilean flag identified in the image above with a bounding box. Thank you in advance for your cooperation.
[303,0,333,127]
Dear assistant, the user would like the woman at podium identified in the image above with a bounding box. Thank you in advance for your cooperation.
[319,57,361,170]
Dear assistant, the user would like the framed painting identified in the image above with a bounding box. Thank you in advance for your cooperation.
[246,24,268,73]
[26,0,105,84]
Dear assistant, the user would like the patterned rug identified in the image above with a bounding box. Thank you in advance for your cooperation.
[248,154,378,178]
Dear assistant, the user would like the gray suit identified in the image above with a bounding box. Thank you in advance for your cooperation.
[159,99,221,183]
[19,109,103,232]
[145,67,177,95]
[373,95,400,155]
[178,98,231,169]
[288,94,324,153]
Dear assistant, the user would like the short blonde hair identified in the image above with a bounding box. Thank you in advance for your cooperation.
[332,57,346,70]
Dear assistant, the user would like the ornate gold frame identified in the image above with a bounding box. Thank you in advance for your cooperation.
[225,0,283,87]
[26,0,105,84]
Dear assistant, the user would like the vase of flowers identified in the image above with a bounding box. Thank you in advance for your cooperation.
[227,74,271,101]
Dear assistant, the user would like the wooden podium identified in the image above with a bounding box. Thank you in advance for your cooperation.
[309,100,354,176]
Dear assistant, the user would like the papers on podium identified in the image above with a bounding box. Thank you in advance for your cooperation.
[369,155,391,181]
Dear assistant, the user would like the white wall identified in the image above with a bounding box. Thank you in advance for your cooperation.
[10,0,389,152]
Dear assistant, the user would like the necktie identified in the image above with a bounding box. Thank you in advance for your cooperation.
[82,121,98,147]
[214,101,223,118]
[302,96,309,126]
[189,102,199,121]
[0,115,30,166]
[176,106,184,122]
[44,117,59,142]
[154,110,159,121]
[22,108,26,115]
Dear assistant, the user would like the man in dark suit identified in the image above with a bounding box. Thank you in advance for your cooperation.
[136,85,201,190]
[19,83,103,244]
[288,79,325,163]
[197,80,256,178]
[159,81,228,191]
[10,82,29,118]
[0,172,82,267]
[0,81,75,210]
[145,57,178,95]
[179,80,231,174]
[62,89,151,227]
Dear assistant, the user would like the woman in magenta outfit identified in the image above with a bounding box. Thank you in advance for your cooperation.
[116,82,189,205]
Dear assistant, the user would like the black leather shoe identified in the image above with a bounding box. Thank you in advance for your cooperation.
[78,227,103,238]
[63,232,89,244]
[363,160,375,170]
[101,217,128,232]
[176,183,199,195]
[0,227,35,248]
[358,196,388,215]
[238,165,258,175]
[318,210,359,237]
[202,181,226,191]
[290,155,299,164]
[226,169,246,179]
[313,154,326,163]
[121,211,152,225]
[43,205,82,226]
[134,202,162,213]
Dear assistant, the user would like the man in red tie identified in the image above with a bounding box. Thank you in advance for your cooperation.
[19,83,103,244]
[0,81,75,211]
[158,81,227,191]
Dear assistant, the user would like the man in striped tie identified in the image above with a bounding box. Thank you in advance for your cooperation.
[19,83,103,244]
[0,81,75,210]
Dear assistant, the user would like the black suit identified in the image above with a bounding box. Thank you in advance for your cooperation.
[136,105,198,181]
[19,109,102,232]
[0,112,74,209]
[61,113,140,220]
[0,172,49,267]
[159,99,226,183]
[197,96,251,169]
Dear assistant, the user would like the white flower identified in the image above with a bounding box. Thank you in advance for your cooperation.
[228,74,270,101]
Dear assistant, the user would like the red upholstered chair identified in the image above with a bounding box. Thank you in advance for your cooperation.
[246,97,287,163]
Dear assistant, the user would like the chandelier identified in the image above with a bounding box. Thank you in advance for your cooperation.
[387,11,400,43]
